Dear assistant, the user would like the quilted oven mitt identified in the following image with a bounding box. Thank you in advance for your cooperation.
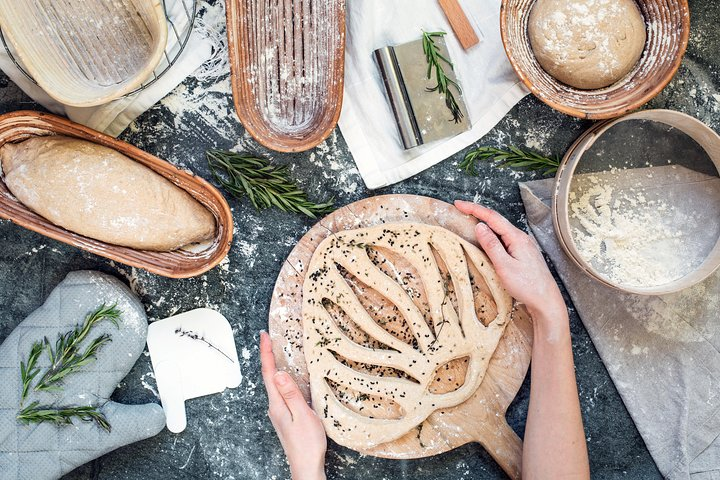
[0,271,165,479]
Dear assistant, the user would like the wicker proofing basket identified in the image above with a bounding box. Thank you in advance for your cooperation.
[500,0,690,120]
[552,109,720,295]
[225,0,346,152]
[0,111,233,279]
[0,0,168,107]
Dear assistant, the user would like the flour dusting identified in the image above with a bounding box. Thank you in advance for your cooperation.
[568,165,718,289]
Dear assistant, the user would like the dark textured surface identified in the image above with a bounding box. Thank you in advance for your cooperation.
[0,0,718,478]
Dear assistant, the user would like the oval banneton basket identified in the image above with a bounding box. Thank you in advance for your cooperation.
[552,109,720,295]
[269,195,533,479]
[0,111,233,279]
[0,0,168,107]
[500,0,690,120]
[226,0,346,152]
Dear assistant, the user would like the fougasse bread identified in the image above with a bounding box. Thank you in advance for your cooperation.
[301,223,512,449]
[0,136,215,251]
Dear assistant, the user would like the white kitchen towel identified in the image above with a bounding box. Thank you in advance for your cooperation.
[339,0,529,189]
[0,0,216,137]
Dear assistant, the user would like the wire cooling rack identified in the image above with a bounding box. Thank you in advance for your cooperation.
[0,0,198,97]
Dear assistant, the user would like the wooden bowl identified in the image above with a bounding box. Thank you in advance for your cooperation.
[500,0,690,119]
[225,0,346,152]
[0,0,167,107]
[0,111,233,279]
[552,109,720,294]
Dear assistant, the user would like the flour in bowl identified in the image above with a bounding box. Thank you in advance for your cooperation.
[568,167,707,288]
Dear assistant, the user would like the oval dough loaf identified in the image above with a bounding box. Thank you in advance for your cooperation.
[0,136,216,251]
[528,0,646,90]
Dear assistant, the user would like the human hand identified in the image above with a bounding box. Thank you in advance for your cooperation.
[260,331,327,480]
[454,200,567,323]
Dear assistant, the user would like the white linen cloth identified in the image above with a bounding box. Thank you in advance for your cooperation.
[0,0,215,137]
[339,0,529,189]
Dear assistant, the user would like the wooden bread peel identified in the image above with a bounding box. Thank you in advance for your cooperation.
[438,0,480,50]
[269,195,533,479]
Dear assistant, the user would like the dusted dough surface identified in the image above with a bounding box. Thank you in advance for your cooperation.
[0,136,215,251]
[302,223,512,449]
[528,0,646,90]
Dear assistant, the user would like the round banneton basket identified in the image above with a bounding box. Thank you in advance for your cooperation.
[0,0,198,106]
[500,0,690,120]
[552,109,720,295]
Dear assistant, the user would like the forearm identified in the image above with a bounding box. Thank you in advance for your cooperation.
[523,300,590,480]
[290,464,326,480]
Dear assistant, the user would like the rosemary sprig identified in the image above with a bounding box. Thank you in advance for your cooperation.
[175,327,235,364]
[18,401,111,432]
[207,150,335,218]
[460,146,560,176]
[422,31,463,123]
[20,341,43,405]
[34,304,120,393]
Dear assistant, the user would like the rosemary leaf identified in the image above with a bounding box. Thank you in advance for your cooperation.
[206,150,335,218]
[460,146,560,177]
[422,31,463,123]
[20,341,43,405]
[17,401,111,432]
[175,327,235,364]
[34,304,120,393]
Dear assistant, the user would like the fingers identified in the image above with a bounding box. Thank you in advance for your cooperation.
[454,200,524,244]
[475,222,512,268]
[260,331,286,416]
[273,371,313,421]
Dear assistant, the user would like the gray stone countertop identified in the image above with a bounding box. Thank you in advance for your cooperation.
[0,1,718,478]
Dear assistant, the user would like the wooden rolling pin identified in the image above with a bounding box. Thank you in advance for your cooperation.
[438,0,479,50]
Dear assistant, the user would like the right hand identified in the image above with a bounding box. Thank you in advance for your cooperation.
[454,200,567,321]
[260,331,327,480]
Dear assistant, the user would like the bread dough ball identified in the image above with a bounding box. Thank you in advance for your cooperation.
[528,0,646,90]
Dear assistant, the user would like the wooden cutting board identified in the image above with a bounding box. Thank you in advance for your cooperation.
[268,195,533,479]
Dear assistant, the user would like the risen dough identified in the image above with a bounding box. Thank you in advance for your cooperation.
[302,223,512,449]
[0,136,215,251]
[528,0,646,90]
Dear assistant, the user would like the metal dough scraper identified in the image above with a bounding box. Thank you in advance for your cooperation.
[375,36,470,150]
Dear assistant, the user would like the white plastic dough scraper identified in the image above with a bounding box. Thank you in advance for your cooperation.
[147,308,241,433]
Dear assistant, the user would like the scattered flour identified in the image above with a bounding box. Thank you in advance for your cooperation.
[569,172,688,288]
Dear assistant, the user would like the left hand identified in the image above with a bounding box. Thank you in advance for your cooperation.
[260,331,327,480]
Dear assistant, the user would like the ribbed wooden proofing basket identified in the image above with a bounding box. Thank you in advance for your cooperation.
[0,111,233,279]
[552,109,720,295]
[0,0,168,107]
[500,0,690,119]
[226,0,346,152]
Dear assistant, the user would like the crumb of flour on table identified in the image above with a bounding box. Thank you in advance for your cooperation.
[569,174,686,288]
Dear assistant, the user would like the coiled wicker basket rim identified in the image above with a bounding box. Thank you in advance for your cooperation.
[500,0,690,120]
[0,111,233,279]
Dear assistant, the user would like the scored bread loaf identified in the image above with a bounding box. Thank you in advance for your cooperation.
[0,136,216,251]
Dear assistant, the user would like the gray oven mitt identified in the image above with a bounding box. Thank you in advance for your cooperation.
[0,271,165,480]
